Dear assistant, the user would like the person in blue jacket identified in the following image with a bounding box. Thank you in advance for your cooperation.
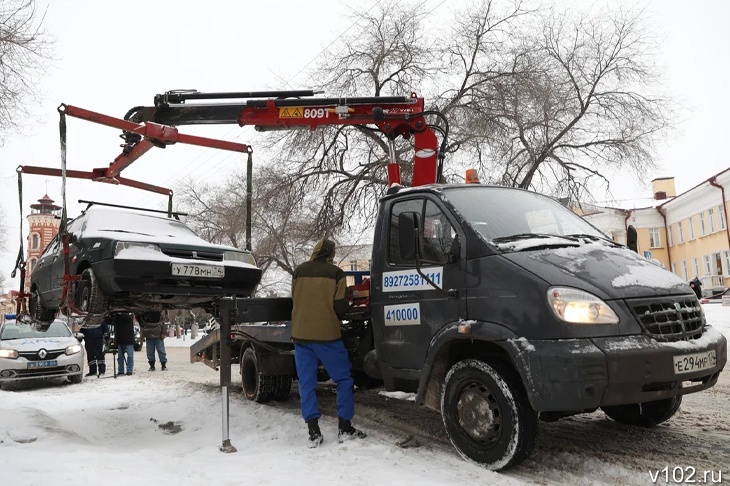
[84,318,109,377]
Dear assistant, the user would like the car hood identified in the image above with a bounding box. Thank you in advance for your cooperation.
[0,336,79,351]
[500,243,690,300]
[83,229,240,252]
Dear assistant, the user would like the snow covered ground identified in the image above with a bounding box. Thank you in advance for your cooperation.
[1,306,728,486]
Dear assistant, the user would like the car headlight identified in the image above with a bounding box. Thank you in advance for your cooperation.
[547,287,619,324]
[0,349,19,359]
[224,250,256,266]
[115,242,162,257]
[65,344,83,356]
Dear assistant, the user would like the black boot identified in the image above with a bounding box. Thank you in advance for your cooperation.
[338,417,366,443]
[161,362,167,371]
[148,362,155,371]
[307,419,323,448]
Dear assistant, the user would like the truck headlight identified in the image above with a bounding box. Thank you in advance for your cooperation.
[547,287,619,324]
[65,344,83,356]
[224,251,256,266]
[115,242,162,257]
[0,349,19,359]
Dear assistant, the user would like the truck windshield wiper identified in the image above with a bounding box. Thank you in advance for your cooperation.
[565,233,622,246]
[491,233,577,244]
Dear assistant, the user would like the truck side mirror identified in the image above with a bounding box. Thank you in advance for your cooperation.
[627,225,638,253]
[399,212,421,260]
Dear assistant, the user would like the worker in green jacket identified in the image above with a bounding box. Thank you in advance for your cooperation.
[291,239,366,448]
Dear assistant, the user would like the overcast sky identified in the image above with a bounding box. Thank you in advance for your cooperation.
[1,0,729,290]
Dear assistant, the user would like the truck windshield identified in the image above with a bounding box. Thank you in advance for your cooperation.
[443,187,607,244]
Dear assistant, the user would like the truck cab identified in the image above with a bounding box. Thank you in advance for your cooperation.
[368,183,727,469]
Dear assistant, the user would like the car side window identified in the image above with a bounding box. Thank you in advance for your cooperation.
[40,234,60,258]
[388,198,424,266]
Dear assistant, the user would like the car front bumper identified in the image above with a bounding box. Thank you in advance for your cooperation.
[93,258,262,297]
[509,327,727,412]
[0,352,85,383]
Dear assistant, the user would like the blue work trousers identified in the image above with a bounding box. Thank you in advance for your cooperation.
[117,344,134,373]
[146,338,167,364]
[294,341,354,423]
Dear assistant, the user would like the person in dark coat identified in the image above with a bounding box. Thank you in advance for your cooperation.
[291,239,366,448]
[84,318,109,377]
[115,313,136,376]
[144,321,168,371]
[689,277,703,299]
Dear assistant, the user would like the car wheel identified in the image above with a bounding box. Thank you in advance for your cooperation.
[240,346,278,403]
[441,359,539,471]
[69,373,83,384]
[30,288,55,322]
[76,268,109,322]
[602,396,682,427]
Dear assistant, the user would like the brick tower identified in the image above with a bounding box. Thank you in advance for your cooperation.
[24,194,62,292]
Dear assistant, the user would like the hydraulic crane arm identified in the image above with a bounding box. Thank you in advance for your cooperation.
[129,90,443,186]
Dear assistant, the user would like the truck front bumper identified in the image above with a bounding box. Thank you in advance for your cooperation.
[509,327,727,412]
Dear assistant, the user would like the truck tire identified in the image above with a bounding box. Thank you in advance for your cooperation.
[76,268,108,325]
[602,396,682,427]
[441,359,538,470]
[273,375,292,401]
[240,347,277,403]
[30,288,55,322]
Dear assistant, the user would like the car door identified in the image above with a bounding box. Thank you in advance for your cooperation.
[33,234,60,306]
[375,196,466,371]
[49,218,84,306]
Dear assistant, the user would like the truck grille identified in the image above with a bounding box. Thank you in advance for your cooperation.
[161,249,223,262]
[627,296,705,342]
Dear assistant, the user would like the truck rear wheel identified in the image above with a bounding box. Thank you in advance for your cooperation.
[441,359,538,470]
[602,396,682,427]
[241,347,277,403]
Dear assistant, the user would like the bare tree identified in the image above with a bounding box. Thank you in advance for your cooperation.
[0,0,52,142]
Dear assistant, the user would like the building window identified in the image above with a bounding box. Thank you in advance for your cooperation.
[668,226,674,246]
[692,257,700,277]
[700,212,706,236]
[349,260,358,271]
[677,221,684,243]
[31,233,40,250]
[671,262,677,275]
[689,216,695,240]
[709,208,716,233]
[703,255,711,275]
[720,204,727,230]
[681,260,688,281]
[724,251,730,276]
[649,228,661,248]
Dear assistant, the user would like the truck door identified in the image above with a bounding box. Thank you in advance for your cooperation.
[373,196,466,371]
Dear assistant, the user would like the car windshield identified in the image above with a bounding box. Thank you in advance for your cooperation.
[443,187,607,245]
[82,209,199,239]
[1,320,72,340]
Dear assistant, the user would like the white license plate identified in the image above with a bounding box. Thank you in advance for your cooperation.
[171,263,224,279]
[673,350,716,374]
[28,360,57,369]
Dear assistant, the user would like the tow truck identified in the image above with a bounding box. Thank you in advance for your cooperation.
[11,90,726,470]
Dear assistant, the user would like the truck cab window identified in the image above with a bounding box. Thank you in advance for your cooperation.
[422,200,456,263]
[389,198,424,265]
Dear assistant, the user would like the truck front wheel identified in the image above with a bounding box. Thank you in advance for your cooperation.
[602,396,682,427]
[441,359,538,470]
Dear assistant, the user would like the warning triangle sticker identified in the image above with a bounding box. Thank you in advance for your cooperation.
[281,108,291,117]
[291,107,302,117]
